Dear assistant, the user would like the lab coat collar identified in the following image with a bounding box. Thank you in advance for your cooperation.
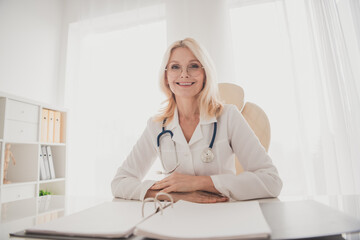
[189,114,217,146]
[166,107,217,129]
[166,107,217,146]
[199,114,217,125]
[165,108,185,145]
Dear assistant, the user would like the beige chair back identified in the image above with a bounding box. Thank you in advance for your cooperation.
[218,83,271,175]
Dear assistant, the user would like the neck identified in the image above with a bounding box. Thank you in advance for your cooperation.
[175,97,200,121]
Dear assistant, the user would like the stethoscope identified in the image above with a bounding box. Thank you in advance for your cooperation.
[156,118,217,174]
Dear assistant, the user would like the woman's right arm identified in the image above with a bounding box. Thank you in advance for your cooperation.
[111,118,158,201]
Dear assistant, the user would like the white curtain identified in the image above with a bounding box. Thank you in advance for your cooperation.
[229,0,360,195]
[303,0,360,194]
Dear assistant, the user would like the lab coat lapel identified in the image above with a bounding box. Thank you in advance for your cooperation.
[167,108,217,146]
[188,124,203,146]
[172,127,187,146]
[166,108,187,146]
[188,115,217,146]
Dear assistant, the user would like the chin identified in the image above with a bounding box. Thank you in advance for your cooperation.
[174,92,201,99]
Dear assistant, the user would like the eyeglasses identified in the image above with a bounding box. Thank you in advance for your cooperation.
[165,63,204,77]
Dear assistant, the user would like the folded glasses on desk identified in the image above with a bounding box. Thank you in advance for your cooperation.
[142,192,174,217]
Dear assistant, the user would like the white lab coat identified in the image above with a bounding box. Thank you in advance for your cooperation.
[111,104,282,201]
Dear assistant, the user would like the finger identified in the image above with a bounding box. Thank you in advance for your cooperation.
[201,194,227,203]
[191,193,218,203]
[151,182,169,190]
[154,176,171,186]
[161,185,176,193]
[150,183,158,189]
[216,197,229,202]
[199,197,217,203]
[150,185,161,190]
[151,184,165,190]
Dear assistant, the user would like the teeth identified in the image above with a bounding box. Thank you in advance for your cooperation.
[177,82,193,86]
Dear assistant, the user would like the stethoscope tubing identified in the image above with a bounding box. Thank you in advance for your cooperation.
[157,129,173,147]
[157,119,217,149]
[209,122,217,149]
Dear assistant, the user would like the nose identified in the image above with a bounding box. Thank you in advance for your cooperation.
[180,66,189,78]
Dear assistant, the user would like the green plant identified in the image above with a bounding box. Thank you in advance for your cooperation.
[39,189,52,196]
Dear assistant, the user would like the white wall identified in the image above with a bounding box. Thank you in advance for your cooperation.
[0,0,63,106]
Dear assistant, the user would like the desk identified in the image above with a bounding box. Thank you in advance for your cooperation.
[1,195,359,240]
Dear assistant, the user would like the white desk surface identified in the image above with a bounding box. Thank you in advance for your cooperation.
[1,195,360,240]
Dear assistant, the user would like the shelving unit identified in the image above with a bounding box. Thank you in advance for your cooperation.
[0,92,67,203]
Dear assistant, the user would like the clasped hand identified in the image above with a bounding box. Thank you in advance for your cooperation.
[151,172,199,193]
[149,172,228,203]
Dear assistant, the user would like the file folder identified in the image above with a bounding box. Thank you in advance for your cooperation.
[41,146,51,180]
[41,109,49,142]
[53,111,61,143]
[39,152,47,180]
[46,146,56,179]
[47,110,55,143]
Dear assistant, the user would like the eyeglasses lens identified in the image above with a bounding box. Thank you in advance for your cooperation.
[166,63,203,77]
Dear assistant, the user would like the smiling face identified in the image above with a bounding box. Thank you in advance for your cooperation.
[166,47,205,101]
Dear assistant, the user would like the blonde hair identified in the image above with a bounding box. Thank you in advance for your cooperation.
[155,38,223,124]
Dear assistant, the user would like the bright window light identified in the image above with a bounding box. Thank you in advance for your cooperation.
[230,3,308,195]
[67,20,167,198]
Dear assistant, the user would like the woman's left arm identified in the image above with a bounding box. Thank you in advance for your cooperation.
[210,105,283,200]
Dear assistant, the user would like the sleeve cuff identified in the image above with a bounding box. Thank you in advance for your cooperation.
[140,180,157,201]
[210,175,231,198]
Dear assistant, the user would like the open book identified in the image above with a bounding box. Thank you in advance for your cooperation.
[24,194,271,239]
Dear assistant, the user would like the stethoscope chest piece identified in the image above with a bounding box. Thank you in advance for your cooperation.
[201,148,214,163]
[158,118,217,170]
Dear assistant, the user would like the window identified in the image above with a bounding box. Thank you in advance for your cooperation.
[230,2,308,195]
[66,19,167,197]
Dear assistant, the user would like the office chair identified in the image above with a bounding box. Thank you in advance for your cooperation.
[218,83,271,175]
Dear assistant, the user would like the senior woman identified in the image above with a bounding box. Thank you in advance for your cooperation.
[111,38,282,203]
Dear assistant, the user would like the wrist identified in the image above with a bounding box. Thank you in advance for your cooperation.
[196,175,212,191]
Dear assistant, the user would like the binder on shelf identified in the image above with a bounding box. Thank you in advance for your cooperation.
[41,146,51,180]
[24,194,271,239]
[47,110,55,143]
[41,109,49,142]
[46,146,56,179]
[39,152,47,180]
[53,111,61,143]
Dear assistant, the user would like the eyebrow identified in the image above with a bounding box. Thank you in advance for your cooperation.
[168,59,201,64]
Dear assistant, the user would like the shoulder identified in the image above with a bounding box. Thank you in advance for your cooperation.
[218,104,247,128]
[145,116,163,133]
[219,104,242,119]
